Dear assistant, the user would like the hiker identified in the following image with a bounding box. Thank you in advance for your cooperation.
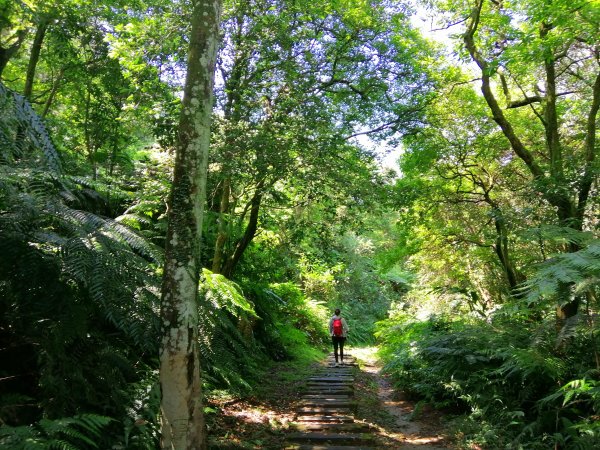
[329,308,349,365]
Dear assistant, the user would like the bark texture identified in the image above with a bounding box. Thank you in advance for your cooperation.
[159,1,222,449]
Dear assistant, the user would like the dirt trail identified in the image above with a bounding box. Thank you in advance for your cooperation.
[208,348,451,449]
[351,348,449,449]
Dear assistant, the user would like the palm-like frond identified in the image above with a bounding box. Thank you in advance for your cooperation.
[0,414,112,450]
[524,240,600,303]
[197,271,260,391]
[523,225,594,247]
[0,81,161,448]
[201,269,257,317]
[0,83,61,173]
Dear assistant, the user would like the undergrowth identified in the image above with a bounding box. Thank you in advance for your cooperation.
[377,309,600,449]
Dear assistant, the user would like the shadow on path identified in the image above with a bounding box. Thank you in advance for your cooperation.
[207,348,451,449]
[352,347,450,449]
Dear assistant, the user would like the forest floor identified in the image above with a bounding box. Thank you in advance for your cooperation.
[207,347,452,449]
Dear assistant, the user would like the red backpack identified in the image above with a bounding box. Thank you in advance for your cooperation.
[332,318,343,337]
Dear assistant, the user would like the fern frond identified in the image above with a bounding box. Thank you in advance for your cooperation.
[0,414,111,450]
[525,240,600,303]
[523,225,594,247]
[0,82,62,174]
[556,314,581,347]
[201,268,257,317]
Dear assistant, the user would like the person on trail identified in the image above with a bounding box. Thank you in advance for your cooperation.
[329,308,349,365]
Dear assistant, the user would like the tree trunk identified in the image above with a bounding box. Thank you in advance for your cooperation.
[483,190,524,295]
[211,177,231,273]
[0,30,26,77]
[159,0,222,449]
[492,212,523,294]
[41,68,64,118]
[23,19,48,99]
[221,184,263,279]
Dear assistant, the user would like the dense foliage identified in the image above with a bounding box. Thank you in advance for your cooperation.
[375,0,600,447]
[1,0,598,448]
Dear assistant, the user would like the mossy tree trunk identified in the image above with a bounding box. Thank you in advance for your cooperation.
[159,1,222,449]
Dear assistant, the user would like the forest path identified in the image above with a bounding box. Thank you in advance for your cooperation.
[352,348,449,449]
[284,349,450,449]
[285,353,374,449]
[209,348,450,449]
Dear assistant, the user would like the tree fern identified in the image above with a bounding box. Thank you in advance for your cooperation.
[524,239,600,306]
[0,82,61,173]
[197,271,260,391]
[201,268,257,318]
[0,414,111,450]
[0,80,160,449]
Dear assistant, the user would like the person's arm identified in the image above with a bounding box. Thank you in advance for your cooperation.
[328,317,333,335]
[342,318,349,334]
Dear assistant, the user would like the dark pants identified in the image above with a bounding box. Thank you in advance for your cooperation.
[332,336,346,362]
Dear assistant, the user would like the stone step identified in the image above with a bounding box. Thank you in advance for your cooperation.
[307,384,353,388]
[286,446,375,450]
[300,399,356,407]
[297,407,352,414]
[306,381,353,388]
[308,377,354,382]
[304,392,353,397]
[314,370,352,374]
[287,432,374,445]
[305,384,353,388]
[301,394,351,399]
[292,422,371,433]
[304,389,353,395]
[295,415,355,423]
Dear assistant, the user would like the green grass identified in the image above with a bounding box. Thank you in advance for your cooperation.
[252,347,327,398]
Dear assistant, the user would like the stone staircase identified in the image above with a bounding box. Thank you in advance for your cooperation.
[285,354,376,450]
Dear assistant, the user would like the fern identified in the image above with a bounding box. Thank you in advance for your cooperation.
[201,268,257,317]
[0,82,161,447]
[0,414,111,450]
[524,239,600,304]
[523,225,595,247]
[197,300,257,391]
[0,82,62,173]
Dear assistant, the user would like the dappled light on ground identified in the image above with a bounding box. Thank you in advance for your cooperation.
[208,397,294,448]
[353,346,449,449]
[207,348,450,448]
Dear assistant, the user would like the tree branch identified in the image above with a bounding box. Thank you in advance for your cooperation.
[506,95,542,108]
[463,1,544,179]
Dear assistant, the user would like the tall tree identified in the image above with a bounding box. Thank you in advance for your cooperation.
[425,0,599,321]
[158,0,222,449]
[208,0,435,279]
